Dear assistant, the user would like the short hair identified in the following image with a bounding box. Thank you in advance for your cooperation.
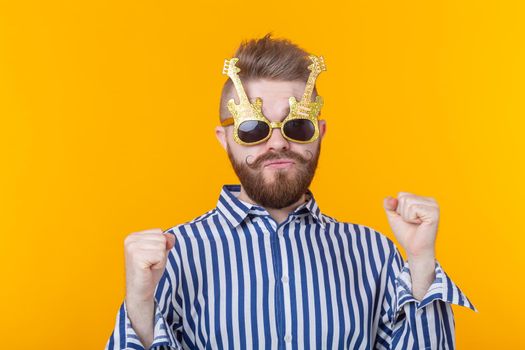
[219,32,318,121]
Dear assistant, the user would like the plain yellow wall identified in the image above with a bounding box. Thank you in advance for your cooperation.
[1,1,523,348]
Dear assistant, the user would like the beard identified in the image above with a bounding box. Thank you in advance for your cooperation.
[227,143,321,209]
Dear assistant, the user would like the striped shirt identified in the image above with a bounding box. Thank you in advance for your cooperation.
[106,184,477,350]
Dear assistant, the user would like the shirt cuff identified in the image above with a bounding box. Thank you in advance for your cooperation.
[123,299,181,350]
[394,259,478,314]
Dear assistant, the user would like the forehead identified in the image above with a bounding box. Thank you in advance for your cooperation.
[242,79,306,103]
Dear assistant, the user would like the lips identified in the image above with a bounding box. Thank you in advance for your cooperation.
[263,159,295,167]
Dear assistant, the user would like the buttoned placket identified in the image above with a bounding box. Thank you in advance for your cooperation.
[256,213,299,349]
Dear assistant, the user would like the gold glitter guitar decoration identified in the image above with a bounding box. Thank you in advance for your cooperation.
[221,55,327,145]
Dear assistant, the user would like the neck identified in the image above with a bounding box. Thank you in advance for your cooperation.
[237,185,308,224]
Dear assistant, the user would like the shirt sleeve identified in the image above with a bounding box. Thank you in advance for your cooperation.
[105,232,184,350]
[374,247,477,350]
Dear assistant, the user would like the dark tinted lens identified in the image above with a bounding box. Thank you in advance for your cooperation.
[283,119,315,141]
[238,120,270,144]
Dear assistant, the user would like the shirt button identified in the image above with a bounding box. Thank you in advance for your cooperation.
[284,334,292,343]
[281,275,289,283]
[295,218,301,223]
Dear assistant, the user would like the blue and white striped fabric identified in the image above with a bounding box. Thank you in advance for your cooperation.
[106,184,476,350]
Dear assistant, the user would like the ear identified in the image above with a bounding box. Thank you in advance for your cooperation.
[215,125,228,151]
[318,119,327,140]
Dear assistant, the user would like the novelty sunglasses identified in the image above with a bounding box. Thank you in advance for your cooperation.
[220,103,323,145]
[221,55,326,146]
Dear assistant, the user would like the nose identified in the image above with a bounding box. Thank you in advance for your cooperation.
[264,125,290,152]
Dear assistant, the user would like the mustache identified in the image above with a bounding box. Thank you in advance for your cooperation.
[245,149,313,169]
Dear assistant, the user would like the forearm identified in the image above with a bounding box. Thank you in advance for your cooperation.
[407,253,436,300]
[125,297,155,349]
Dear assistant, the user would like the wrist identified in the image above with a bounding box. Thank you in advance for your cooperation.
[407,252,436,273]
[126,293,155,307]
[406,250,435,263]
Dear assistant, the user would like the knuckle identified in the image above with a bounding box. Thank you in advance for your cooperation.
[125,241,138,253]
[139,228,162,235]
[124,235,134,247]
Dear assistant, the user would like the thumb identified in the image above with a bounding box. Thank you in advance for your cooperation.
[163,232,176,251]
[383,196,399,214]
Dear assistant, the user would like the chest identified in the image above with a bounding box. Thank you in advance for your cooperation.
[174,221,387,349]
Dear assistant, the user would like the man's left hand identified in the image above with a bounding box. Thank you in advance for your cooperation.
[383,192,439,300]
[383,192,439,259]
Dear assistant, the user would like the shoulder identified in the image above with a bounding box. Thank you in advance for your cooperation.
[325,215,398,257]
[164,208,221,238]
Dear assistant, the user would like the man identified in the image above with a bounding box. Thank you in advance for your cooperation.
[105,34,476,350]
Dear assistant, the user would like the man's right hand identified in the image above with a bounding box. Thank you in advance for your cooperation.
[123,228,176,348]
[124,228,176,303]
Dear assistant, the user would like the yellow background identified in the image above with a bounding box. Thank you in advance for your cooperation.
[1,0,523,348]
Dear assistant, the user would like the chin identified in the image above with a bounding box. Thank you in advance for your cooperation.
[263,166,295,175]
[262,168,295,183]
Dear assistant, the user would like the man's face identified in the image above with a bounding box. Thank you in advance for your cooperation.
[216,79,327,209]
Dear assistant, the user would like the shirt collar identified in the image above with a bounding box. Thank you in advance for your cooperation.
[216,184,327,229]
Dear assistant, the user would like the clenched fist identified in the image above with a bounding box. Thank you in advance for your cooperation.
[383,192,439,259]
[383,192,439,300]
[124,228,176,303]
